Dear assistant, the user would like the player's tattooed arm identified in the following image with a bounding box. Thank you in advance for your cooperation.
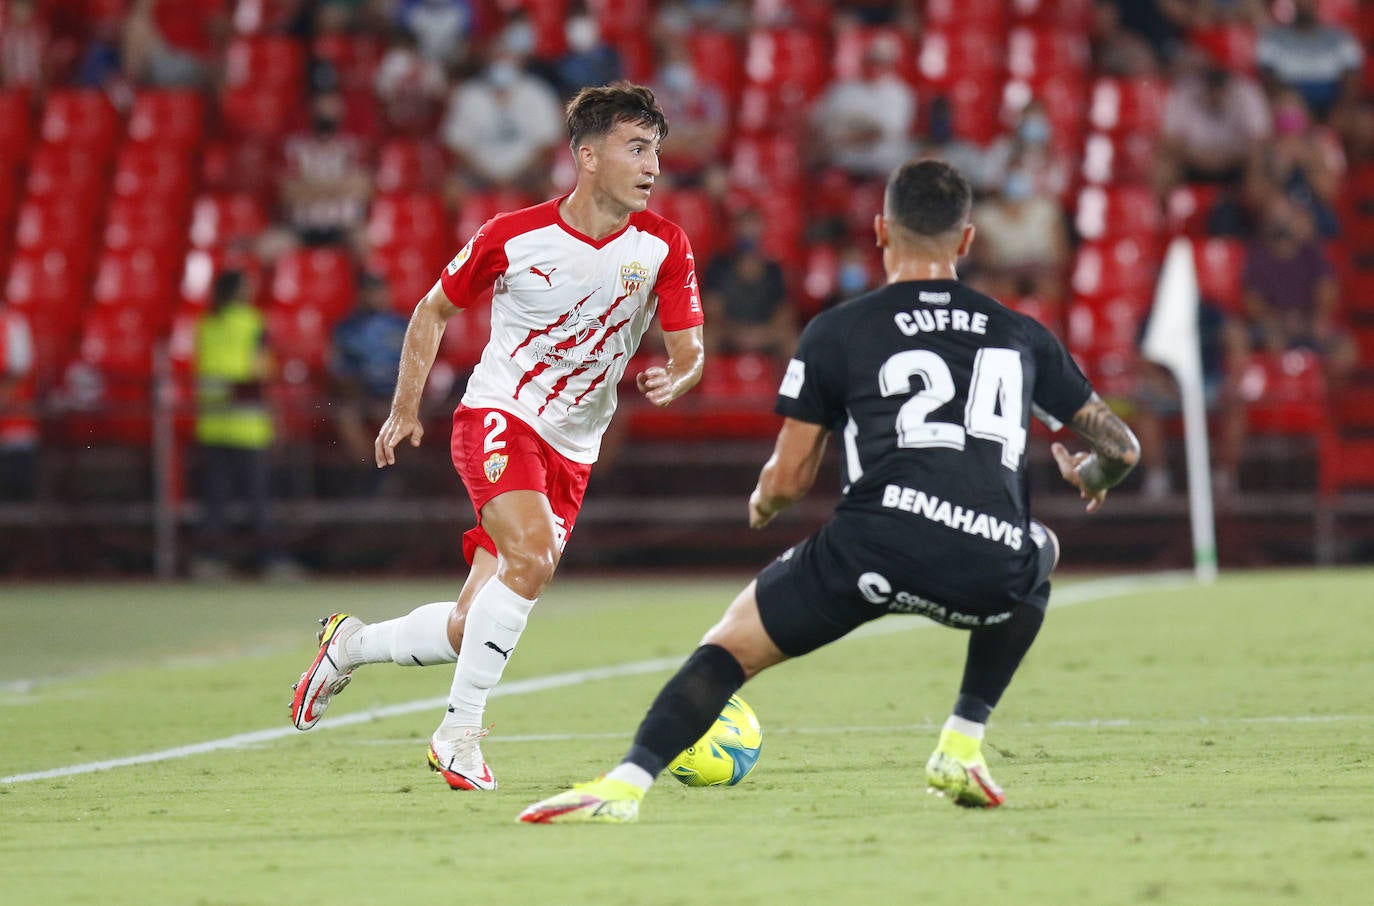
[750,418,829,528]
[1051,394,1141,513]
[637,326,704,406]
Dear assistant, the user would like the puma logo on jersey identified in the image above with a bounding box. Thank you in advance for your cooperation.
[530,265,558,286]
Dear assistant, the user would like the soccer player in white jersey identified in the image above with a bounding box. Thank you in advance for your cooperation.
[289,83,705,790]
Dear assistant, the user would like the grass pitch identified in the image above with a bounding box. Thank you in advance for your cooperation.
[2,569,1371,905]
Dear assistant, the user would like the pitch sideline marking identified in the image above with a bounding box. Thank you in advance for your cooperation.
[0,572,1192,785]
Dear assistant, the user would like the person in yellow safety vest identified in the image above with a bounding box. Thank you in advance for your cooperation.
[192,270,294,579]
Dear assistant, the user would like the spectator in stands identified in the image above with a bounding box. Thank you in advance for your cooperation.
[1257,0,1364,125]
[280,89,373,249]
[920,95,990,193]
[440,25,564,192]
[820,240,880,310]
[983,99,1071,202]
[555,5,622,99]
[1091,0,1162,76]
[1242,193,1358,388]
[375,28,448,135]
[1,0,47,91]
[397,0,474,68]
[1154,58,1270,198]
[329,271,407,480]
[969,155,1069,301]
[0,298,37,501]
[1096,0,1191,67]
[702,208,797,370]
[650,41,727,182]
[192,271,293,580]
[1246,89,1345,238]
[811,34,916,179]
[121,0,212,88]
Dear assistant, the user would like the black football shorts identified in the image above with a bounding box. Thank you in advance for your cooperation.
[754,517,1056,657]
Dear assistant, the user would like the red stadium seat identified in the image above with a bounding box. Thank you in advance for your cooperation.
[832,26,920,84]
[188,192,268,249]
[1070,236,1161,299]
[1010,0,1093,29]
[366,192,448,256]
[729,134,804,193]
[1079,131,1156,185]
[1088,77,1169,136]
[1074,185,1163,242]
[0,89,33,163]
[269,246,356,319]
[199,138,281,198]
[1317,0,1358,27]
[1006,25,1090,82]
[366,244,442,313]
[1165,183,1224,237]
[454,189,538,246]
[1002,75,1090,154]
[14,197,95,254]
[220,36,305,138]
[941,77,1004,145]
[178,246,264,310]
[687,30,745,103]
[1192,238,1245,314]
[127,89,205,150]
[92,247,179,319]
[220,82,302,139]
[587,0,652,42]
[112,144,193,203]
[266,302,333,372]
[918,30,1003,86]
[924,0,1006,30]
[1005,294,1063,336]
[103,194,188,255]
[78,304,158,379]
[1238,350,1330,435]
[229,0,297,34]
[24,142,109,204]
[375,138,449,194]
[1190,24,1257,74]
[653,188,720,264]
[610,32,654,82]
[743,28,831,98]
[223,34,304,87]
[39,88,119,149]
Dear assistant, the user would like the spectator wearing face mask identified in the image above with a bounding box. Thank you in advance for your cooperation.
[968,156,1069,302]
[1241,194,1357,388]
[650,41,727,181]
[280,89,373,249]
[1257,0,1363,124]
[1246,89,1345,239]
[983,99,1070,202]
[555,7,622,98]
[702,209,798,371]
[440,20,564,191]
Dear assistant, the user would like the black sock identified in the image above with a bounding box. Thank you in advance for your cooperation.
[954,604,1046,724]
[622,644,746,777]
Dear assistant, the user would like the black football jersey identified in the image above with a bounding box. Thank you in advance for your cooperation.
[775,279,1092,595]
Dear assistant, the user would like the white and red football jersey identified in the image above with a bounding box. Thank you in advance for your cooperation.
[439,196,703,463]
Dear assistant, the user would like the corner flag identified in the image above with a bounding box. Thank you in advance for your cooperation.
[1140,237,1217,583]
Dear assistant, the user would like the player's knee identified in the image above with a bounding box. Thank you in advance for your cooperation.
[497,543,558,598]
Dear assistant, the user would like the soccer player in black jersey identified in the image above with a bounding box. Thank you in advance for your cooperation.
[520,160,1140,823]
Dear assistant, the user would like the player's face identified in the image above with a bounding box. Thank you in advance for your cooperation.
[590,121,661,214]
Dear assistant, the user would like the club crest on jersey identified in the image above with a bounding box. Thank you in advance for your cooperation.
[620,261,649,296]
[483,452,509,484]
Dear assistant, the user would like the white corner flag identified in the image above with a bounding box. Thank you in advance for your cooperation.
[1140,236,1217,583]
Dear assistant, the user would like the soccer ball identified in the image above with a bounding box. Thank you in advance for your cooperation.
[666,694,762,787]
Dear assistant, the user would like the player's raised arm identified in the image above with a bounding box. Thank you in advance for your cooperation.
[748,417,829,528]
[1051,394,1141,513]
[374,280,458,467]
[636,325,703,407]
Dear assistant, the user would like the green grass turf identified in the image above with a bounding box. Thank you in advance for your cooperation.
[1,570,1371,905]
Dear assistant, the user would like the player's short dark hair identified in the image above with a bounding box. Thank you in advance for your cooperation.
[565,82,668,150]
[885,159,973,237]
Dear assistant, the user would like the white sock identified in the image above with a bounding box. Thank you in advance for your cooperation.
[606,762,654,792]
[943,714,986,740]
[440,579,536,732]
[346,601,458,667]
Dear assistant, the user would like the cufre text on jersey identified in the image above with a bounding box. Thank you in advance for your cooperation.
[881,483,1024,551]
